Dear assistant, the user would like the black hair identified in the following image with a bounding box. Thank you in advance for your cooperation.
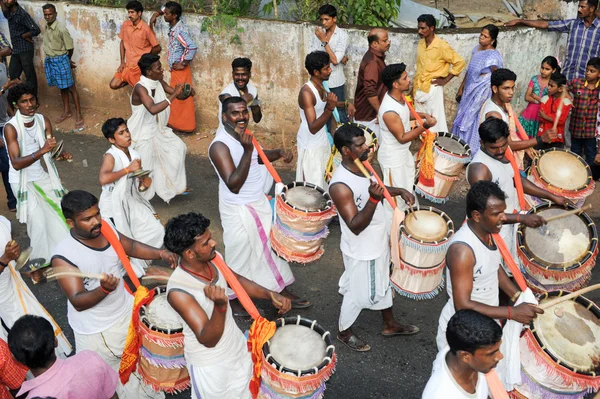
[382,63,407,91]
[541,56,561,74]
[102,117,127,140]
[417,14,436,29]
[304,51,330,76]
[586,0,599,9]
[232,57,252,71]
[8,83,35,106]
[333,123,364,152]
[318,4,337,18]
[164,212,211,255]
[8,315,56,369]
[549,71,567,87]
[587,57,600,71]
[222,96,246,115]
[367,32,379,45]
[479,117,510,144]
[138,53,160,76]
[466,180,507,219]
[42,3,56,12]
[447,309,503,355]
[125,0,143,12]
[61,190,99,221]
[482,24,499,48]
[164,1,182,19]
[490,68,517,89]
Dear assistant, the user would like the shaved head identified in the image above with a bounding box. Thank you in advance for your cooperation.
[367,28,391,53]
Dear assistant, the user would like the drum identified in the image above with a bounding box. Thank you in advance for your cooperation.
[510,291,600,399]
[416,132,471,203]
[517,203,598,294]
[138,286,189,393]
[324,123,378,184]
[270,182,336,264]
[391,206,454,300]
[528,148,595,208]
[259,316,336,399]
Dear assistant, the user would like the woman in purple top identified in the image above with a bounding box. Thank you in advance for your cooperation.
[452,25,503,155]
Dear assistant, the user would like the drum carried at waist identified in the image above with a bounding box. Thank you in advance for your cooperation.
[259,316,336,399]
[517,203,598,293]
[324,122,378,184]
[138,286,190,393]
[270,182,336,264]
[391,206,454,300]
[416,132,471,203]
[509,291,600,399]
[527,148,595,208]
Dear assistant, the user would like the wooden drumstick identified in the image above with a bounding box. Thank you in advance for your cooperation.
[270,292,283,307]
[47,271,105,282]
[281,129,287,152]
[543,204,591,223]
[353,157,371,179]
[539,283,600,310]
[552,89,568,130]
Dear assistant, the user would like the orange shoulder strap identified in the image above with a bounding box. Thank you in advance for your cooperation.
[486,369,510,399]
[101,220,141,288]
[504,148,528,211]
[491,233,528,292]
[247,129,282,184]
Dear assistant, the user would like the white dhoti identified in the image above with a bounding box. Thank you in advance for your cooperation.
[74,312,164,399]
[354,118,381,139]
[380,148,418,216]
[188,351,252,399]
[414,85,448,133]
[11,175,69,262]
[339,250,393,331]
[219,197,294,292]
[296,142,330,191]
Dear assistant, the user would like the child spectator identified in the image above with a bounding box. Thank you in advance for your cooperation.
[519,56,559,138]
[0,337,27,399]
[537,72,572,148]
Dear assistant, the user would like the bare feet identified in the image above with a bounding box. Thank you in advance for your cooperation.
[75,117,84,129]
[55,112,72,124]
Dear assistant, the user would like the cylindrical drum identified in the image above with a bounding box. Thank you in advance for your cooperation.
[259,316,336,399]
[270,182,336,264]
[416,132,471,203]
[325,123,378,184]
[391,206,454,300]
[527,148,595,208]
[517,203,598,293]
[509,291,600,399]
[138,286,190,393]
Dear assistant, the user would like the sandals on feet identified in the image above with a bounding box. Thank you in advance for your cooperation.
[381,324,420,337]
[291,299,312,309]
[336,334,371,352]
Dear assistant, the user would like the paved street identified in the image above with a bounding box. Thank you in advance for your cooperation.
[5,128,600,399]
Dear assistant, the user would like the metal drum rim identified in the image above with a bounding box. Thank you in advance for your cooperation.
[434,132,472,158]
[281,181,334,213]
[399,205,455,244]
[139,286,184,334]
[531,148,593,193]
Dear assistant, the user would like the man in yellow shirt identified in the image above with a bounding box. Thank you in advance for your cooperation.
[413,14,465,133]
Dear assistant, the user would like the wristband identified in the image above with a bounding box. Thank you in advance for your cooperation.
[215,305,227,313]
[159,249,167,259]
[536,136,543,145]
[100,286,111,295]
[0,260,7,268]
[369,196,379,205]
[166,98,172,105]
[507,306,512,321]
[516,214,521,223]
[124,167,130,174]
[510,290,522,303]
[31,153,36,161]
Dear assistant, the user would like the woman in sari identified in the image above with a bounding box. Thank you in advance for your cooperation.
[452,25,503,155]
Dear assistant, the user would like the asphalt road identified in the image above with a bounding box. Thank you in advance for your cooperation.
[7,129,600,399]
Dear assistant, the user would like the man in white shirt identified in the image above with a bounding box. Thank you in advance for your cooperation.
[423,309,503,399]
[312,4,349,122]
[218,57,262,127]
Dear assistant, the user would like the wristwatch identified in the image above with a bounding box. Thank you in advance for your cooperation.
[322,41,328,47]
[0,260,7,268]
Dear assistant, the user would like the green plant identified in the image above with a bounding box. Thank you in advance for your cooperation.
[201,13,245,44]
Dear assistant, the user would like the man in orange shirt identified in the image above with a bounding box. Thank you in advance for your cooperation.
[109,1,161,90]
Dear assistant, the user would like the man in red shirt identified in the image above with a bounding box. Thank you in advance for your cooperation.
[0,337,27,399]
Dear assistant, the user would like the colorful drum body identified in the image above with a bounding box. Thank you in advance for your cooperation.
[138,286,190,393]
[391,206,454,300]
[260,316,336,399]
[271,182,336,263]
[528,149,595,208]
[324,123,378,184]
[510,291,600,399]
[416,132,471,203]
[517,203,598,293]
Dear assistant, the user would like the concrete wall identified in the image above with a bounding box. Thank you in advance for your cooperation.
[8,1,571,135]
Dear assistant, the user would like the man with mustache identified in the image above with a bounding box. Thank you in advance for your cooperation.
[328,123,419,352]
[467,118,570,275]
[109,0,161,90]
[435,181,543,351]
[51,190,178,399]
[209,97,309,311]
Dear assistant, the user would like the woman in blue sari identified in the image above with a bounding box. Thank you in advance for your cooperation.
[452,25,503,155]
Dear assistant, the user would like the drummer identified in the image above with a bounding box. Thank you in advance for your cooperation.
[329,123,419,352]
[436,180,543,351]
[467,118,572,266]
[51,190,178,399]
[163,212,291,399]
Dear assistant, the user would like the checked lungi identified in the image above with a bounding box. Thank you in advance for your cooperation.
[44,53,74,89]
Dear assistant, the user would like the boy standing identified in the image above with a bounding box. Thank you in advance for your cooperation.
[538,72,571,148]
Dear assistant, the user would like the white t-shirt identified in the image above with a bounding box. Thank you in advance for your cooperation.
[422,348,489,399]
[479,99,509,125]
[218,82,258,129]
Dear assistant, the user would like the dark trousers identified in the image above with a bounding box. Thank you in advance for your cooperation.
[571,137,600,180]
[9,50,37,97]
[0,127,16,209]
[330,84,349,123]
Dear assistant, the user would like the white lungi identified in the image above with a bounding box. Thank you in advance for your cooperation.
[296,143,331,190]
[414,85,448,133]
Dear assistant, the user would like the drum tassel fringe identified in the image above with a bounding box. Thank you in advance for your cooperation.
[259,379,326,399]
[400,235,451,254]
[415,185,448,204]
[416,132,436,188]
[391,273,445,300]
[518,250,597,281]
[517,368,592,399]
[261,353,337,395]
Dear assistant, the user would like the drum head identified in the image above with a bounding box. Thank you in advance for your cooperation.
[285,185,328,212]
[268,325,326,371]
[404,210,448,242]
[145,292,183,331]
[522,207,591,266]
[533,294,600,373]
[436,134,468,155]
[537,150,589,191]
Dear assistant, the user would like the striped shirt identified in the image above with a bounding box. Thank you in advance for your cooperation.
[167,20,198,69]
[2,3,40,55]
[548,17,600,81]
[0,32,10,65]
